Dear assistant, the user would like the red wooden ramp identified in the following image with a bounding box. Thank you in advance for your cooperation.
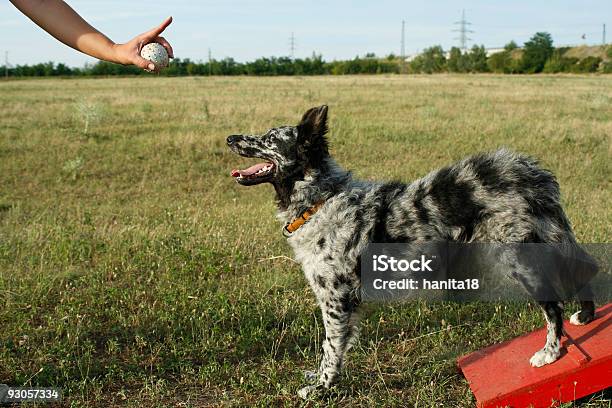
[458,303,612,408]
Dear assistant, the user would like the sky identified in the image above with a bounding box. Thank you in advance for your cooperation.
[0,0,610,67]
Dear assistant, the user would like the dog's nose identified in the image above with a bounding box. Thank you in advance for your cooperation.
[226,135,240,146]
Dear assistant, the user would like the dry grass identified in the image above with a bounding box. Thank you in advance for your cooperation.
[563,45,612,61]
[0,75,610,407]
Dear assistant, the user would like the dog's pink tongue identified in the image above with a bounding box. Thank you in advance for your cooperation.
[230,162,267,177]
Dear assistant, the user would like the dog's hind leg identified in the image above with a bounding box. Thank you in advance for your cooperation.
[530,301,564,367]
[570,300,595,325]
[570,284,595,326]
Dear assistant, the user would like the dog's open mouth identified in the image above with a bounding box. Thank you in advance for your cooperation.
[230,162,275,185]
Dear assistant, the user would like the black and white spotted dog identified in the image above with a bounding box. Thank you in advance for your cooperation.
[227,106,596,398]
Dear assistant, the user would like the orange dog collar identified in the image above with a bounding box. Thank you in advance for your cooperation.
[283,201,325,237]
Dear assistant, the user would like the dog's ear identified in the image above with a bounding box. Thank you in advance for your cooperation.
[297,105,329,167]
[298,105,328,138]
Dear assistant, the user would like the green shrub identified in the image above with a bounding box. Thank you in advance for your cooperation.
[543,56,563,73]
[508,56,524,74]
[543,50,579,73]
[572,56,602,73]
[488,51,511,73]
[410,46,446,74]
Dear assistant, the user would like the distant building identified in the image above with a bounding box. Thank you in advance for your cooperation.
[485,48,506,57]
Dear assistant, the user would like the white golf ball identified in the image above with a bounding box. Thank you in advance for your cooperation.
[140,43,169,69]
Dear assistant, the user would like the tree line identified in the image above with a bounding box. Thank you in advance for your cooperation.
[1,54,399,77]
[2,32,611,77]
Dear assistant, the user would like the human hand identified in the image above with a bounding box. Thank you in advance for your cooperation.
[112,16,174,72]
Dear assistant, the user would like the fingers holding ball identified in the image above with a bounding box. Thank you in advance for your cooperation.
[140,43,169,71]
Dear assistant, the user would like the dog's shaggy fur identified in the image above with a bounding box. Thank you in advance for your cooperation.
[227,106,596,398]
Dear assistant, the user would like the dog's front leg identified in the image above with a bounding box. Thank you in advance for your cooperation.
[299,297,359,399]
[530,301,564,367]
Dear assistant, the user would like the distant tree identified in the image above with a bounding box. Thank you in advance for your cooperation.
[457,52,472,72]
[246,57,274,75]
[522,32,554,73]
[468,45,489,72]
[447,47,462,72]
[186,61,206,76]
[361,57,379,73]
[411,45,446,73]
[90,61,137,75]
[6,39,610,77]
[308,54,326,75]
[27,62,56,76]
[345,57,364,74]
[377,60,400,73]
[54,63,72,76]
[327,60,344,75]
[163,58,190,76]
[218,57,242,75]
[487,50,511,73]
[504,41,518,51]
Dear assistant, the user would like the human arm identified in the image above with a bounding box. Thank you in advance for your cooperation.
[10,0,173,71]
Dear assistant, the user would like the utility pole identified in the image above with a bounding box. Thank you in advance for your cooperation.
[208,48,212,76]
[4,51,8,79]
[453,9,473,52]
[604,23,607,45]
[401,20,406,59]
[400,20,406,74]
[289,32,296,59]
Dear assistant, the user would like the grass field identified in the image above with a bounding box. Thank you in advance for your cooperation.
[0,75,610,407]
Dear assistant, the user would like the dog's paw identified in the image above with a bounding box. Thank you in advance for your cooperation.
[529,347,561,367]
[297,385,321,400]
[569,310,593,326]
[570,311,585,326]
[303,370,318,383]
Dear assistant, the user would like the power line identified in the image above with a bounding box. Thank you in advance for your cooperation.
[453,9,474,52]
